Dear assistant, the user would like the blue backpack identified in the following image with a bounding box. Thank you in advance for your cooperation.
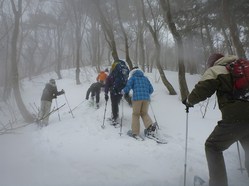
[110,60,129,94]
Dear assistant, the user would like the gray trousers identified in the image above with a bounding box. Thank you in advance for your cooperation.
[205,121,249,186]
[38,100,52,125]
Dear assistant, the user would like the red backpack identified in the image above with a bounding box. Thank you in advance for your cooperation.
[226,58,249,100]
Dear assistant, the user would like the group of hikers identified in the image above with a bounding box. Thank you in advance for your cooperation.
[36,54,249,186]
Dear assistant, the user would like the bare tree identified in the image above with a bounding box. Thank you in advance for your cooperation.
[141,0,176,95]
[92,0,119,61]
[10,0,33,123]
[134,0,146,71]
[1,2,12,100]
[53,5,67,80]
[64,0,88,84]
[85,17,104,71]
[159,0,189,99]
[222,0,246,58]
[115,0,133,69]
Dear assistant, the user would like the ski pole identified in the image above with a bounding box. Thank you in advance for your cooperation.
[69,99,86,113]
[29,103,38,115]
[34,102,40,113]
[184,106,189,186]
[119,98,124,136]
[55,98,61,121]
[101,101,108,129]
[149,102,160,129]
[236,141,246,174]
[64,93,74,118]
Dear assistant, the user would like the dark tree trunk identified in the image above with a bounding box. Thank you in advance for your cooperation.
[93,0,119,62]
[115,0,133,70]
[222,0,246,58]
[160,0,189,99]
[141,0,176,95]
[10,0,34,123]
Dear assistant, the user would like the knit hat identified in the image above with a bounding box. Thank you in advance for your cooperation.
[207,53,224,67]
[49,78,56,86]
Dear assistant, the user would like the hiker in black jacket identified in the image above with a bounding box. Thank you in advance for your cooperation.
[86,81,104,109]
[38,79,64,126]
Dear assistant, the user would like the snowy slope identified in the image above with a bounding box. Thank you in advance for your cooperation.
[0,68,248,186]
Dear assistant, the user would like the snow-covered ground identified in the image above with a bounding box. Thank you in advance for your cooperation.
[0,68,248,186]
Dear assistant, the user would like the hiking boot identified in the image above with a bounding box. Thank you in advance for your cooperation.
[110,119,119,127]
[96,103,99,109]
[144,123,157,137]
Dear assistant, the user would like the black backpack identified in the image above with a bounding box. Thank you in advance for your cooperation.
[110,60,129,94]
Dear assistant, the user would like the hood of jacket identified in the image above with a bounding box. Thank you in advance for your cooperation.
[129,69,144,78]
[214,55,238,66]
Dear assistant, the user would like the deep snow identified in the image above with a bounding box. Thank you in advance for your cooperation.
[0,68,248,186]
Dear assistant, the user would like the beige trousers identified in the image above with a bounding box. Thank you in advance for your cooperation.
[38,100,52,125]
[132,100,153,135]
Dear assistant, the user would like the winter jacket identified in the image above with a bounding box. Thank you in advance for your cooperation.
[86,82,104,99]
[105,60,129,95]
[41,83,64,102]
[188,55,249,123]
[123,69,153,101]
[96,71,108,82]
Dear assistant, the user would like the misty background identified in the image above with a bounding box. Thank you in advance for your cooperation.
[0,0,248,123]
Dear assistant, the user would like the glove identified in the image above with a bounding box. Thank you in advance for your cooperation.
[182,98,193,108]
[105,94,109,102]
[53,93,57,99]
[61,89,65,94]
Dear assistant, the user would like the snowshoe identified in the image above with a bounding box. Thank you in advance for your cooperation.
[110,120,120,128]
[127,130,144,141]
[144,123,167,144]
[144,123,157,137]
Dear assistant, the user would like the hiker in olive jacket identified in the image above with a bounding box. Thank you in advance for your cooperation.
[182,53,249,186]
[38,79,64,126]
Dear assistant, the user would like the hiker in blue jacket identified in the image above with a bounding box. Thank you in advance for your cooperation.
[122,67,156,138]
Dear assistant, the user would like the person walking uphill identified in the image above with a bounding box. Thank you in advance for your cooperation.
[86,81,104,109]
[122,67,156,138]
[104,59,129,126]
[182,53,249,186]
[38,79,65,126]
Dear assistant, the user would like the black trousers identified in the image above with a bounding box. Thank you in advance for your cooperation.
[110,93,122,120]
[205,121,249,186]
[86,89,100,103]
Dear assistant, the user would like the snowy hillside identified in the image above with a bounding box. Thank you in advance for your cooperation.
[0,68,248,186]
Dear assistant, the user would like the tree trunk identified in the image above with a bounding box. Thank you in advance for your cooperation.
[115,0,133,70]
[55,28,62,79]
[141,0,176,95]
[135,1,146,71]
[221,25,234,55]
[222,0,246,58]
[160,0,189,99]
[93,0,119,62]
[203,18,215,54]
[10,0,34,123]
[75,25,81,84]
